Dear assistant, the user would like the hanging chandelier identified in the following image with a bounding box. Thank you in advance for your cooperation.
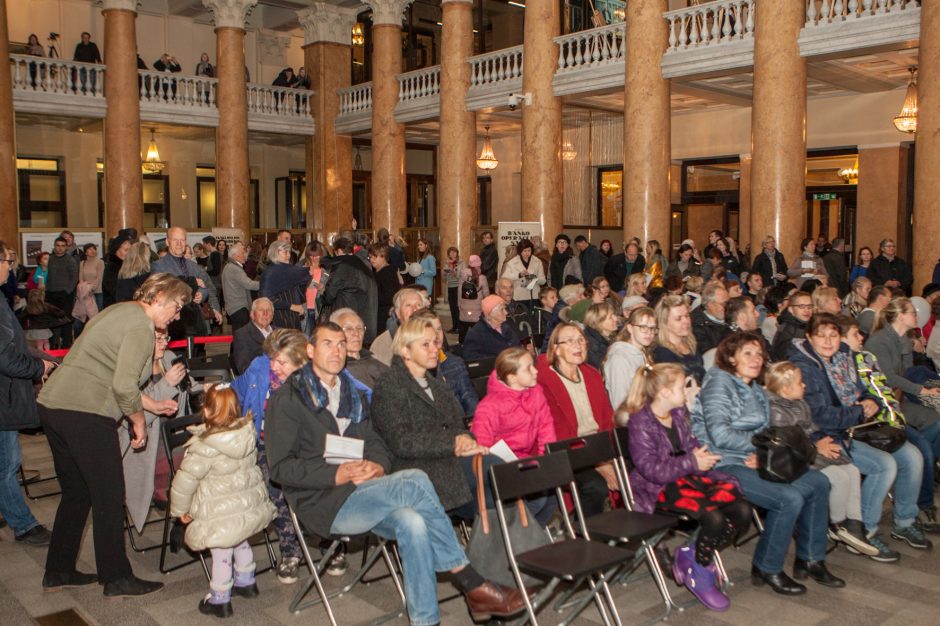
[893,66,918,134]
[476,126,499,170]
[561,141,577,161]
[142,129,166,174]
[838,157,859,185]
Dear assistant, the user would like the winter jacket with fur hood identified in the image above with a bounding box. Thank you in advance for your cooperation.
[170,418,276,551]
[471,370,556,458]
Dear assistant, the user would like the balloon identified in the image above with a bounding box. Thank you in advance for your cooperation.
[911,296,931,329]
[407,262,423,278]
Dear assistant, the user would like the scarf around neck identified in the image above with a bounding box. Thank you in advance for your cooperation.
[298,364,366,425]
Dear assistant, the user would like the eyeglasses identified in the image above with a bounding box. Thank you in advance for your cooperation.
[342,325,366,335]
[0,259,13,266]
[556,336,587,346]
[632,324,657,332]
[155,335,170,344]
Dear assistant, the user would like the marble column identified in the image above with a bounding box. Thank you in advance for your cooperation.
[913,1,939,290]
[623,0,671,248]
[750,0,807,264]
[858,145,907,256]
[102,0,143,238]
[439,0,476,260]
[203,0,257,240]
[737,154,752,255]
[521,0,562,241]
[299,4,357,242]
[366,0,414,234]
[0,0,17,246]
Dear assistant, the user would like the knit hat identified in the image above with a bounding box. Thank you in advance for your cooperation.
[108,233,131,256]
[481,295,505,318]
[568,299,591,323]
[468,254,482,268]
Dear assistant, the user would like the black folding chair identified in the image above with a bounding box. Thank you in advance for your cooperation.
[18,428,61,499]
[489,452,635,626]
[547,433,677,625]
[284,500,406,625]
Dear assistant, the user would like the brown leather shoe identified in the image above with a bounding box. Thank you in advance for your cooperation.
[464,581,526,620]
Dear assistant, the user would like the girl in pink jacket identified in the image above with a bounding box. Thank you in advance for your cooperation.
[471,347,557,525]
[471,347,556,459]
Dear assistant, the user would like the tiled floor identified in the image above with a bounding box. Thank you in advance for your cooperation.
[8,429,940,626]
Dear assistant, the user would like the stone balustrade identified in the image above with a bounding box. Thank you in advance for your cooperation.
[665,0,756,53]
[554,21,627,96]
[799,0,920,57]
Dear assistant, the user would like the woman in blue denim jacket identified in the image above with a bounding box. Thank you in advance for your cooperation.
[691,331,843,595]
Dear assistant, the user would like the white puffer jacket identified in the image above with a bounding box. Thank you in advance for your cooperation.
[170,418,276,551]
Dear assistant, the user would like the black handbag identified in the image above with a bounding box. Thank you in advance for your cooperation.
[751,426,817,483]
[847,420,906,453]
[465,455,549,588]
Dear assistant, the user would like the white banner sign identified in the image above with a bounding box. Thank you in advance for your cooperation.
[21,232,103,267]
[496,221,542,271]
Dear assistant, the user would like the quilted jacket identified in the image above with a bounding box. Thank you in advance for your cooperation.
[471,370,556,458]
[170,418,276,551]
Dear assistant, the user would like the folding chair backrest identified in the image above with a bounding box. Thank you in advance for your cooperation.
[489,452,574,502]
[612,426,634,472]
[161,413,203,478]
[188,368,232,384]
[546,432,616,472]
[464,357,496,380]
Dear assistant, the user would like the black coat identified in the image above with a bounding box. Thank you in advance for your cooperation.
[371,359,472,511]
[823,250,849,297]
[322,255,379,344]
[751,250,789,286]
[579,245,606,285]
[232,322,266,376]
[115,272,150,304]
[868,254,913,296]
[691,307,731,355]
[584,326,610,371]
[0,297,44,430]
[480,243,498,285]
[265,369,390,539]
[770,310,807,362]
[462,319,521,361]
[604,254,645,292]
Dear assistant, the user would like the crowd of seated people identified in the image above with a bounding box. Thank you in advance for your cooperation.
[12,226,940,623]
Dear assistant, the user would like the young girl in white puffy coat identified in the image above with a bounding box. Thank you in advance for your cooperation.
[171,384,276,618]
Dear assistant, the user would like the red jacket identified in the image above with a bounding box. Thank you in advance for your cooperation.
[471,370,556,458]
[535,354,613,441]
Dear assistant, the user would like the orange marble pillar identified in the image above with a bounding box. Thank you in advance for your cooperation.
[750,0,807,263]
[737,154,752,254]
[102,0,143,238]
[0,0,17,247]
[204,0,257,239]
[623,0,671,248]
[913,1,940,290]
[439,0,476,260]
[521,0,562,241]
[857,146,907,255]
[367,0,413,234]
[299,4,357,242]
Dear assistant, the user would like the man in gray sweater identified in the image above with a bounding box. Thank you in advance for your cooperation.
[45,236,79,346]
[221,242,259,332]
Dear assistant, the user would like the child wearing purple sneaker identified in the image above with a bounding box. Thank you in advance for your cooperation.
[170,384,276,618]
[624,363,751,612]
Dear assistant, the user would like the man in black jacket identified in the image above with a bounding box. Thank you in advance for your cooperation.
[574,235,605,285]
[265,323,524,624]
[322,237,379,344]
[604,241,645,293]
[770,291,814,362]
[0,241,54,545]
[867,238,913,296]
[692,282,731,355]
[479,231,498,291]
[72,32,101,94]
[823,238,849,297]
[231,298,273,375]
[751,235,789,287]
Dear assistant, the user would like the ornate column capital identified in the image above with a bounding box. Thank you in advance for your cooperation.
[202,0,258,29]
[297,4,359,46]
[365,0,415,27]
[95,0,140,12]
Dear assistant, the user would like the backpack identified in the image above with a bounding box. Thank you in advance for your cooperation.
[461,279,478,300]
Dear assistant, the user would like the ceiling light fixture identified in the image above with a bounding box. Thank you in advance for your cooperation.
[838,157,859,185]
[352,23,364,46]
[893,66,918,134]
[476,126,499,171]
[142,129,166,174]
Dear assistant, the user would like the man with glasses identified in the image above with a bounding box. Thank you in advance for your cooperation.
[868,238,913,297]
[0,240,55,544]
[771,291,814,361]
[330,308,387,390]
[151,227,222,340]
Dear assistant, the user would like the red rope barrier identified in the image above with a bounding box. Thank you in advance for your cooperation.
[45,334,233,357]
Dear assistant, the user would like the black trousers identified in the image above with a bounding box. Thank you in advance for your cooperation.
[44,290,75,347]
[447,286,461,330]
[575,467,610,517]
[228,307,250,333]
[39,406,133,583]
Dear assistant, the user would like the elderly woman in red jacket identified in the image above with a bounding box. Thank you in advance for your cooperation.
[536,322,617,515]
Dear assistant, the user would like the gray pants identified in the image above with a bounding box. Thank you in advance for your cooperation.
[821,463,863,524]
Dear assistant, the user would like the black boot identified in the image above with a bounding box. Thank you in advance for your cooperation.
[751,566,807,595]
[199,597,233,618]
[793,559,846,588]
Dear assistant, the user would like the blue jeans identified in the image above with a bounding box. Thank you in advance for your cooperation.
[849,440,922,533]
[721,465,829,573]
[0,430,40,536]
[915,420,940,459]
[330,469,470,626]
[904,426,936,510]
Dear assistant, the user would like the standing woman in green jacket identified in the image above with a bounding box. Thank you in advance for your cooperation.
[37,273,191,597]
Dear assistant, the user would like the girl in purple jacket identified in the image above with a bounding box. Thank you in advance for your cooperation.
[626,363,751,612]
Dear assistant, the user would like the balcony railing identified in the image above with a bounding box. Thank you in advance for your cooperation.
[554,21,626,96]
[336,82,374,133]
[247,84,312,118]
[396,66,441,123]
[661,0,757,78]
[665,0,756,53]
[469,45,524,89]
[138,70,217,109]
[805,0,919,26]
[10,55,105,98]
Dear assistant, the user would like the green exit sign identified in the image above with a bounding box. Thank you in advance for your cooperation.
[813,193,839,200]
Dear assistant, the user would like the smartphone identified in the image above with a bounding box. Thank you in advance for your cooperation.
[171,355,186,368]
